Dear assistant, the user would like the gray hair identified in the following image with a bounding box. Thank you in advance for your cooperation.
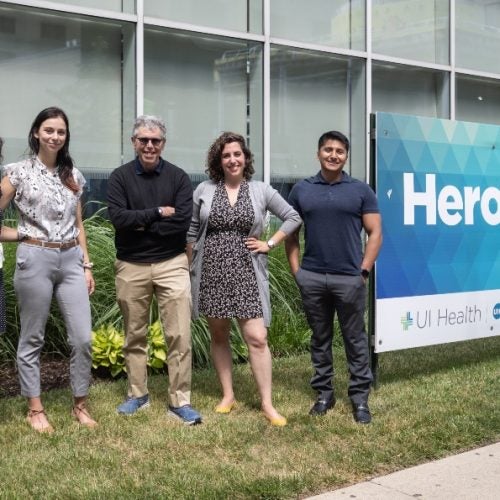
[132,115,166,139]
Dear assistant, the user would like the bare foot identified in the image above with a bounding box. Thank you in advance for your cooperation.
[72,404,98,428]
[26,408,54,434]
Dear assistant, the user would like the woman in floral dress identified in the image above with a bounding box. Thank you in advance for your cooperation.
[188,132,301,426]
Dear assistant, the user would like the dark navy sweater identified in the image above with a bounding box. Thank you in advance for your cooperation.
[107,158,192,263]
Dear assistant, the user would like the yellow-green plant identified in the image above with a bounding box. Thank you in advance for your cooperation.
[91,320,168,377]
[147,320,168,370]
[91,324,126,377]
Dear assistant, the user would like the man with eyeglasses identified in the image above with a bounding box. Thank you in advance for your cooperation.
[107,115,202,425]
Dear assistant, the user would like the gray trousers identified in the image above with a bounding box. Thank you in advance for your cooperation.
[14,243,92,398]
[295,268,373,405]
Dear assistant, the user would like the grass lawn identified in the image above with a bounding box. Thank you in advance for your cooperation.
[1,336,499,499]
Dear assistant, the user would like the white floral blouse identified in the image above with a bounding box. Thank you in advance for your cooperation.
[3,157,85,242]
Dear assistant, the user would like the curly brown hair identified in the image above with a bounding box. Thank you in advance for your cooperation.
[205,132,255,182]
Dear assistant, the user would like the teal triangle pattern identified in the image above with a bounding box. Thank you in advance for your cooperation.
[375,112,500,299]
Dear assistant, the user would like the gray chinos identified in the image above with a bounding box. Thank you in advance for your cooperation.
[14,243,92,398]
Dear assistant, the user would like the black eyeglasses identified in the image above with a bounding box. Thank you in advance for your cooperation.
[135,137,164,147]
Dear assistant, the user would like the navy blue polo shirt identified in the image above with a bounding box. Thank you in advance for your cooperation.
[288,171,379,275]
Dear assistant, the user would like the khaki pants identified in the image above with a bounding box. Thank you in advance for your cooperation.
[115,253,192,407]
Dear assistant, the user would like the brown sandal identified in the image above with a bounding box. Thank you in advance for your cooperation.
[26,408,54,434]
[72,404,98,428]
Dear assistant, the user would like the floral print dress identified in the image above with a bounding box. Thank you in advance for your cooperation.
[199,180,263,319]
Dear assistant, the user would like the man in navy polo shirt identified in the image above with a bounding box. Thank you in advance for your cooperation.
[285,130,382,423]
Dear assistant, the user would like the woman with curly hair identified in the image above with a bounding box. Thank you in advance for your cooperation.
[187,132,301,426]
[0,108,97,433]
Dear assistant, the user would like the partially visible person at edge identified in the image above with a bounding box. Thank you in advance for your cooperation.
[0,137,20,335]
[285,130,382,424]
[187,131,302,427]
[107,115,202,425]
[0,108,97,433]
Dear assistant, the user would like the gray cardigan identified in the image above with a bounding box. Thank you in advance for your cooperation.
[187,180,302,327]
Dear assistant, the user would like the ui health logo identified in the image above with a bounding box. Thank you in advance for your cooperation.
[401,312,413,331]
[401,303,500,331]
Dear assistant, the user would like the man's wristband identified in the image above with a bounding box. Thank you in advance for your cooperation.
[83,262,94,270]
[361,269,370,279]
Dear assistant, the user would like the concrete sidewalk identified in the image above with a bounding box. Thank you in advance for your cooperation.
[308,441,499,499]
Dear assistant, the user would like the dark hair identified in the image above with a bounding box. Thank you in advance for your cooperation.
[28,107,79,193]
[206,132,255,182]
[318,131,350,153]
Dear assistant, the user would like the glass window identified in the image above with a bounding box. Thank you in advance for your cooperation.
[456,0,500,74]
[372,62,449,119]
[34,0,135,14]
[144,28,263,179]
[456,75,500,125]
[270,47,366,191]
[372,0,449,64]
[0,5,134,177]
[144,0,262,34]
[271,0,365,51]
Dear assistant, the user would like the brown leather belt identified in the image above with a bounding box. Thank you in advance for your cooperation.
[22,238,79,250]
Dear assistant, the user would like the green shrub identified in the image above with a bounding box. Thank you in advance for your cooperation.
[91,319,169,377]
[91,324,125,377]
[147,319,168,370]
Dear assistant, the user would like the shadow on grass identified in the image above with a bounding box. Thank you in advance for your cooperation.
[377,336,500,385]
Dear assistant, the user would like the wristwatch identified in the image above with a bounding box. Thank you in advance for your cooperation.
[361,269,370,279]
[267,239,276,250]
[157,207,163,217]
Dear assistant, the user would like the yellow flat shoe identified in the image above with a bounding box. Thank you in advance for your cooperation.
[264,413,287,427]
[215,401,236,414]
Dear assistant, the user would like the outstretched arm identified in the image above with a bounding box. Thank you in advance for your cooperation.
[0,175,19,242]
[0,226,19,242]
